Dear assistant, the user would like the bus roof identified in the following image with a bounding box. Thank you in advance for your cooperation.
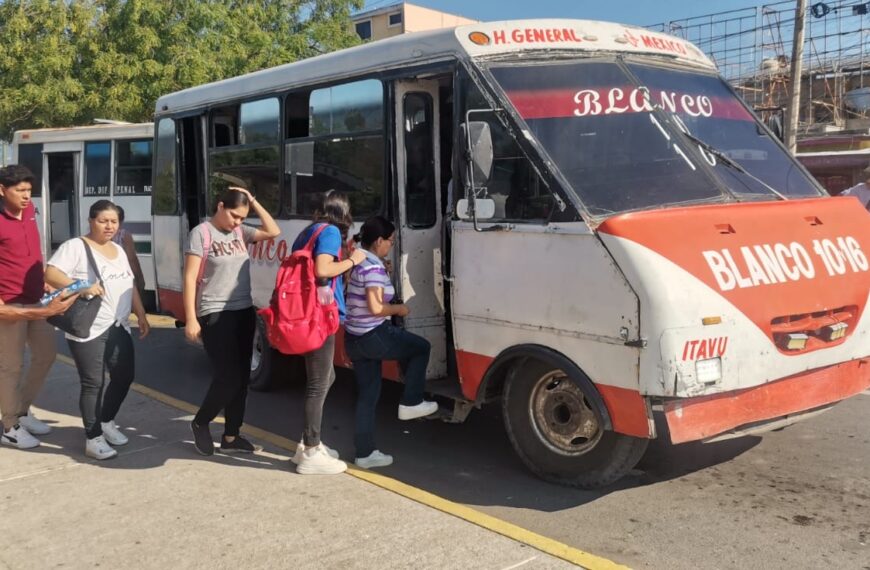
[12,123,153,145]
[154,19,715,115]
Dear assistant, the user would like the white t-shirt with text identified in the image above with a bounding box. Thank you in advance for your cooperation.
[48,239,135,342]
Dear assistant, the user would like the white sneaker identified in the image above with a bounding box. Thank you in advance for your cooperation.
[101,421,129,446]
[19,410,51,435]
[355,450,393,469]
[0,424,41,449]
[85,436,118,460]
[398,400,439,421]
[296,444,347,475]
[290,439,339,465]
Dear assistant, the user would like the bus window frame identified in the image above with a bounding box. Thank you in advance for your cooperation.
[279,78,390,222]
[151,118,180,216]
[206,95,283,216]
[455,61,578,226]
[114,137,154,197]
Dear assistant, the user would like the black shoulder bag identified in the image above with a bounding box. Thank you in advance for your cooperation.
[47,238,104,338]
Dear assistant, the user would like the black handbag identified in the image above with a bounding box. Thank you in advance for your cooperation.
[47,238,104,338]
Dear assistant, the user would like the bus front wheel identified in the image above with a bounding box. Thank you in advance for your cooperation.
[502,360,648,489]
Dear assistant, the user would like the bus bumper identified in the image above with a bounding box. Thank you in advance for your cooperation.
[664,358,870,444]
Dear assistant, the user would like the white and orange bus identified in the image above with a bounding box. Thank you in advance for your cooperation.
[150,20,870,487]
[11,123,157,307]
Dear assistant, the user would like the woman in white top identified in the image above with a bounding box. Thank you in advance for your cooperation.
[45,200,151,460]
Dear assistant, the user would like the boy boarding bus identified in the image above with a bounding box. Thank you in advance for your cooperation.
[11,123,157,307]
[151,19,870,487]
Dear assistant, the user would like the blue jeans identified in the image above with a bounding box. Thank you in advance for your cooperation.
[345,322,430,458]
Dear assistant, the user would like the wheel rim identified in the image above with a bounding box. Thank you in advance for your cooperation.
[251,327,263,373]
[528,370,603,456]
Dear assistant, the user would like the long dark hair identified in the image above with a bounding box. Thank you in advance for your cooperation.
[214,188,250,213]
[353,215,395,249]
[89,199,121,220]
[312,191,353,239]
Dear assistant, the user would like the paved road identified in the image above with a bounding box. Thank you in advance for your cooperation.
[61,327,870,569]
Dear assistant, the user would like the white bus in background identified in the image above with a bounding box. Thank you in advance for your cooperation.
[151,20,870,487]
[11,123,157,308]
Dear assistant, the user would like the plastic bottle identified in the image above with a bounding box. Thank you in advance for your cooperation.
[316,278,334,306]
[39,279,91,306]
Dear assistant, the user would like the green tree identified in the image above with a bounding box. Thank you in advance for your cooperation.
[0,0,362,140]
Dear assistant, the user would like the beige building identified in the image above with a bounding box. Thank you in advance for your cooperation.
[351,2,478,42]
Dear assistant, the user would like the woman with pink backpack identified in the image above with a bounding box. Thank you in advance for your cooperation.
[183,187,279,456]
[288,191,367,475]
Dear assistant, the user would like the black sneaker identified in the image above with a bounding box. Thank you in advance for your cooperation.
[220,435,262,454]
[190,421,214,456]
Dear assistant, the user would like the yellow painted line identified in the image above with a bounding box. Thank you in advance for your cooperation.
[54,354,627,569]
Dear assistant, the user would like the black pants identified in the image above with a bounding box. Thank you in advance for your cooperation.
[194,307,256,437]
[67,325,135,439]
[301,334,337,447]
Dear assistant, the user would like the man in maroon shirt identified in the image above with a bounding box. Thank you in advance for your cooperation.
[0,165,58,449]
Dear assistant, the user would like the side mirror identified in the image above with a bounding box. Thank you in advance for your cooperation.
[456,198,495,220]
[461,121,494,188]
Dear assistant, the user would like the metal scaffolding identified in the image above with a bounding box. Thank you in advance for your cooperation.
[648,1,870,133]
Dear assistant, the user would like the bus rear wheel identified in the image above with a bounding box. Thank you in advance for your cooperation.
[502,360,648,489]
[250,316,276,392]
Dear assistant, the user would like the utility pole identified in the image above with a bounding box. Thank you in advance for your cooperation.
[785,0,807,153]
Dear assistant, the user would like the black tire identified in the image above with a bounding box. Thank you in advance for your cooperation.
[249,315,275,392]
[502,360,649,489]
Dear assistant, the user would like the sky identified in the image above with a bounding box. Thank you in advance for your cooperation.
[360,0,780,27]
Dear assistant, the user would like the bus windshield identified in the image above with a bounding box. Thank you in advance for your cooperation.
[488,60,822,218]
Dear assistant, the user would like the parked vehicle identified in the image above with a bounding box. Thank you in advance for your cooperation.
[150,19,870,487]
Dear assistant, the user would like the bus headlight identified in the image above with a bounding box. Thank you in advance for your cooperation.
[822,322,847,341]
[695,357,722,384]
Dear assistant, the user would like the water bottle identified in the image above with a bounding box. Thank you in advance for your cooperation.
[39,279,91,306]
[316,278,334,306]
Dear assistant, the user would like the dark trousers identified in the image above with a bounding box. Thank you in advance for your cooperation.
[345,322,430,458]
[194,307,256,437]
[67,325,135,439]
[301,334,337,447]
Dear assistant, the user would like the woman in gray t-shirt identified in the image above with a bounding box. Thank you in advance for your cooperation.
[182,187,280,456]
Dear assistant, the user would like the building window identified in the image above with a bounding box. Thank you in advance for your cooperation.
[355,20,372,40]
[388,12,402,27]
[84,141,111,197]
[115,139,153,196]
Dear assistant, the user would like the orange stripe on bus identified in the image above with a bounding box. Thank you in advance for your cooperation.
[664,358,870,443]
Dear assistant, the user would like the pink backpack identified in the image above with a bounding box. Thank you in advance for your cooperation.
[258,224,339,355]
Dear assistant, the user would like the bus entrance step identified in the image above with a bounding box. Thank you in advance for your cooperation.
[424,377,474,424]
[424,377,465,400]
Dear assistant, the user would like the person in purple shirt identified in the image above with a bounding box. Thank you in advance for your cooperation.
[343,216,438,469]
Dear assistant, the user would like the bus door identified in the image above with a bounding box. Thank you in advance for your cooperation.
[152,115,207,317]
[394,80,448,379]
[42,144,81,254]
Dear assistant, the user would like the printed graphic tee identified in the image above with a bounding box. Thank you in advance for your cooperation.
[48,240,134,342]
[187,222,257,317]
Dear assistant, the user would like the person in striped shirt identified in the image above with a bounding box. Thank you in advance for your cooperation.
[344,216,438,469]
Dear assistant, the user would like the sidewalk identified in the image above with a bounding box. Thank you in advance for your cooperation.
[0,362,579,570]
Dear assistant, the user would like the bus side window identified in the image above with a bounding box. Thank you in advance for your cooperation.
[153,119,177,215]
[208,98,281,216]
[282,79,385,220]
[458,74,554,223]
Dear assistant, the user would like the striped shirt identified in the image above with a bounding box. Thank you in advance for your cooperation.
[345,249,394,336]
